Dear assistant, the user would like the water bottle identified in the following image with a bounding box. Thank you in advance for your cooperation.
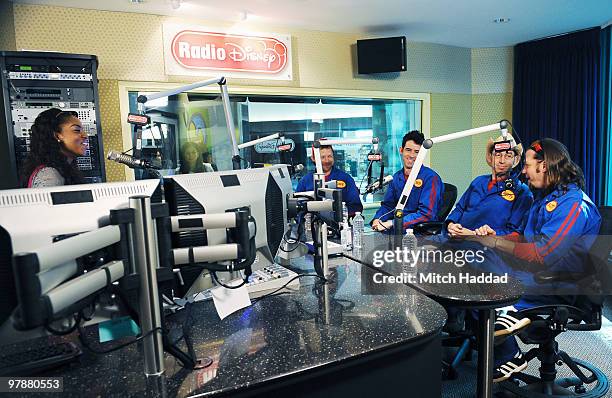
[353,212,364,248]
[304,213,313,242]
[402,229,418,275]
[342,202,349,224]
[340,203,353,250]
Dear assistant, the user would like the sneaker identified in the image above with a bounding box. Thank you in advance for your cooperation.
[493,353,528,383]
[494,311,531,337]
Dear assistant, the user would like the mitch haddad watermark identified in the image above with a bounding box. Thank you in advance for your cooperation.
[369,246,509,285]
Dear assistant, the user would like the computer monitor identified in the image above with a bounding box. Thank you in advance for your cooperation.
[163,165,292,293]
[0,180,161,341]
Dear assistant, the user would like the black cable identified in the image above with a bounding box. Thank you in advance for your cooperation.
[251,273,325,304]
[210,270,247,289]
[45,313,82,336]
[170,301,196,346]
[506,121,526,183]
[374,208,395,231]
[80,301,97,322]
[359,160,374,194]
[78,323,164,355]
[277,217,305,253]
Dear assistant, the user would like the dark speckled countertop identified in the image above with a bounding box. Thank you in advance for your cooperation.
[4,254,447,397]
[344,232,524,309]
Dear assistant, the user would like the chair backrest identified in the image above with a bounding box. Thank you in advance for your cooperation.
[438,183,458,220]
[577,206,612,307]
[597,206,612,235]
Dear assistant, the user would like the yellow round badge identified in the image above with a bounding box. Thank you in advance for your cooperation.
[337,180,346,188]
[546,201,557,212]
[501,190,515,202]
[414,179,423,188]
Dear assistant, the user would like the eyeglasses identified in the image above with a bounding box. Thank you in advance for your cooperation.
[494,152,515,160]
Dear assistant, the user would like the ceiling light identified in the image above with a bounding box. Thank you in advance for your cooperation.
[493,17,511,23]
[129,0,145,3]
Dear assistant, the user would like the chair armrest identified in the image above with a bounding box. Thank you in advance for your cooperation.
[413,221,445,235]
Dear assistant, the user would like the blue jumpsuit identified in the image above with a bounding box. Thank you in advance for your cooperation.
[373,166,444,232]
[478,183,601,290]
[296,166,363,215]
[483,183,601,363]
[445,175,533,236]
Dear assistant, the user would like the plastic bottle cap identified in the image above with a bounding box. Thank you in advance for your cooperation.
[356,212,361,215]
[406,229,413,235]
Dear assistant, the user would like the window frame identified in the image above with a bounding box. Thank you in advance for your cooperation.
[118,81,431,181]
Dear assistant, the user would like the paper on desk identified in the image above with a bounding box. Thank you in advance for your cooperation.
[211,280,252,320]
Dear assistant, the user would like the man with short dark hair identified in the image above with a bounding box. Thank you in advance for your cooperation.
[296,143,363,215]
[371,130,443,233]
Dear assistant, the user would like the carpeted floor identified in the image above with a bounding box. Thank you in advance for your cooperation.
[441,309,612,397]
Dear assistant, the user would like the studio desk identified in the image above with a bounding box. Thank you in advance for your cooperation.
[343,232,524,398]
[7,253,448,397]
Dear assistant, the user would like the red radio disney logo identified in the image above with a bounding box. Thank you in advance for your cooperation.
[171,31,288,74]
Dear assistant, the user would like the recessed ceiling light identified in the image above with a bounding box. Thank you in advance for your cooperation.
[493,17,511,23]
[129,0,144,4]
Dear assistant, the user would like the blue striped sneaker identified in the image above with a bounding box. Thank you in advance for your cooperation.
[493,353,528,382]
[494,311,531,337]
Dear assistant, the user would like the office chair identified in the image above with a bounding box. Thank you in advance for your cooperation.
[498,206,612,397]
[413,183,457,235]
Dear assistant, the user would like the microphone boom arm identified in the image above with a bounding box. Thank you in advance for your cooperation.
[391,120,510,236]
[135,77,241,170]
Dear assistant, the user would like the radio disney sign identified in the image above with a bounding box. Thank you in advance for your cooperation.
[163,23,292,80]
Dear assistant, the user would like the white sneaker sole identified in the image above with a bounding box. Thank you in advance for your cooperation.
[493,360,528,383]
[494,316,531,337]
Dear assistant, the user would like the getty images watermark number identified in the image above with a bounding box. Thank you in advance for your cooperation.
[0,377,63,392]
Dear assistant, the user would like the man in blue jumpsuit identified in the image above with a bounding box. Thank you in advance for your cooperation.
[371,130,443,233]
[470,138,601,382]
[296,143,363,215]
[445,135,533,238]
[438,136,534,334]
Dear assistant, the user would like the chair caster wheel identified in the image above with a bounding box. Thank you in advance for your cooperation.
[575,385,586,394]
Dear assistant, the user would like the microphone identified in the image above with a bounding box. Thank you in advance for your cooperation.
[293,163,304,173]
[107,150,161,170]
[500,119,509,140]
[364,175,393,194]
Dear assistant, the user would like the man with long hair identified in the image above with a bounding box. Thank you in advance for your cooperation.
[472,138,601,382]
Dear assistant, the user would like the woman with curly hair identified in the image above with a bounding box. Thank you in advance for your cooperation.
[21,108,87,187]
